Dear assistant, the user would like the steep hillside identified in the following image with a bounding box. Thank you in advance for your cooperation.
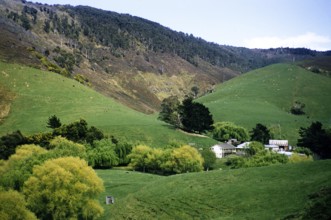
[0,0,329,113]
[298,56,331,77]
[97,160,331,219]
[0,62,217,147]
[198,63,331,144]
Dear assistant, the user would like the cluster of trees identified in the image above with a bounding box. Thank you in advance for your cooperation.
[0,116,133,167]
[297,121,331,159]
[6,6,36,30]
[0,138,104,219]
[129,145,206,175]
[87,139,132,168]
[52,47,81,73]
[63,5,270,71]
[212,122,249,142]
[212,122,275,145]
[158,96,213,133]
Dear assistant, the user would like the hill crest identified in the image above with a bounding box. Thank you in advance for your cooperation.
[198,63,331,144]
[0,0,330,113]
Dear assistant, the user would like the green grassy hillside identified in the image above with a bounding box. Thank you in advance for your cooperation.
[97,160,331,219]
[0,62,216,147]
[198,63,331,144]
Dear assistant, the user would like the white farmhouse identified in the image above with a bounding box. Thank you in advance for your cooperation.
[210,143,236,158]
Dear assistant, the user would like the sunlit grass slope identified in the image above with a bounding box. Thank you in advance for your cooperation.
[0,62,216,147]
[198,63,331,144]
[98,160,331,219]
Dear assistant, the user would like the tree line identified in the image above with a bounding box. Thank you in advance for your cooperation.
[0,115,218,219]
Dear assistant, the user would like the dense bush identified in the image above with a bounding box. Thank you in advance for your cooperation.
[288,153,313,163]
[244,150,288,167]
[226,142,288,168]
[26,132,53,148]
[298,121,331,159]
[48,136,87,159]
[290,101,305,115]
[129,144,204,175]
[0,137,89,191]
[0,189,37,220]
[87,139,119,168]
[0,130,26,160]
[0,145,47,191]
[212,122,249,142]
[167,145,204,174]
[53,119,104,144]
[200,148,217,171]
[114,142,132,166]
[23,157,104,220]
[244,141,265,156]
[293,147,313,156]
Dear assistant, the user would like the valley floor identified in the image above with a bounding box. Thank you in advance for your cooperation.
[96,160,331,220]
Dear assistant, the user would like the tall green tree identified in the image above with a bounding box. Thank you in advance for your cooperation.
[128,145,154,173]
[200,149,216,171]
[297,121,331,159]
[23,157,104,220]
[180,97,214,133]
[114,142,132,166]
[87,139,119,168]
[250,123,272,144]
[46,115,62,129]
[158,96,181,128]
[191,86,199,98]
[167,145,204,174]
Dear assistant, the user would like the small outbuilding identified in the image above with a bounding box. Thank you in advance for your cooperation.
[269,140,289,151]
[106,196,114,205]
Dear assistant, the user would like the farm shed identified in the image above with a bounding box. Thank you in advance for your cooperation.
[269,140,289,150]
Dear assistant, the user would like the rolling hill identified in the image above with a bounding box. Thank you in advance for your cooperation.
[97,160,331,219]
[0,0,330,113]
[0,61,217,148]
[198,63,331,144]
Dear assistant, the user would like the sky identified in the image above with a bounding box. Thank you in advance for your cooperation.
[32,0,331,51]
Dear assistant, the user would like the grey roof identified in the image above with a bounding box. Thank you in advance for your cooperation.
[215,143,236,149]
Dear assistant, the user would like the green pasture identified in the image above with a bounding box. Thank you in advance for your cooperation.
[0,62,216,148]
[198,63,331,144]
[97,160,331,219]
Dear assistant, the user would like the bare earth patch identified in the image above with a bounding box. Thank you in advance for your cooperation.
[176,129,208,138]
[0,85,15,123]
